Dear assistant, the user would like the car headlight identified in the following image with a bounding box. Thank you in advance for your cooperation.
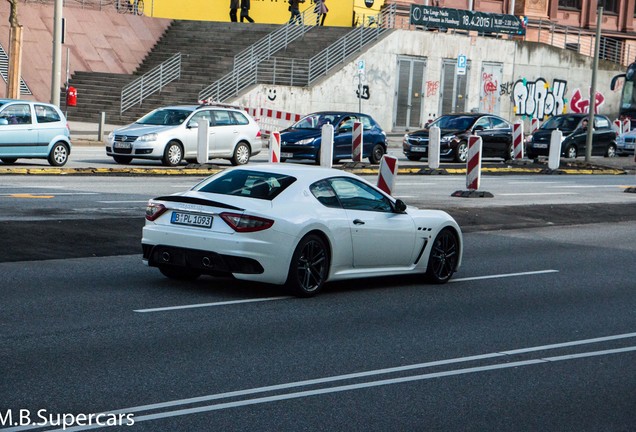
[440,135,454,143]
[526,135,533,143]
[296,138,315,145]
[107,132,114,141]
[137,133,158,142]
[617,136,625,145]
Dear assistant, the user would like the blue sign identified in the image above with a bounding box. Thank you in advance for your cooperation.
[457,55,467,76]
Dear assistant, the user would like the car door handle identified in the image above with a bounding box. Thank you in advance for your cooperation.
[353,219,365,225]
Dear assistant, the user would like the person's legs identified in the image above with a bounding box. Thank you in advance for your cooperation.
[320,12,326,25]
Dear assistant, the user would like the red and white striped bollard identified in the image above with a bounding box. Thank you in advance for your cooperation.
[512,121,524,159]
[269,131,280,163]
[466,135,483,191]
[352,121,363,163]
[377,155,398,196]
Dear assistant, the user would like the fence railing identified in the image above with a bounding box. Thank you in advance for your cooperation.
[120,52,180,114]
[198,6,321,102]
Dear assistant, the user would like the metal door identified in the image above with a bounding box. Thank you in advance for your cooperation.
[440,58,471,114]
[394,57,426,131]
[479,62,503,115]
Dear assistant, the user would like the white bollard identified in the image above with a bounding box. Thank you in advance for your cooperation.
[196,119,209,164]
[613,119,622,135]
[548,129,563,170]
[466,135,482,191]
[377,155,398,195]
[352,121,363,163]
[269,131,281,163]
[320,124,334,168]
[512,121,524,160]
[428,126,441,169]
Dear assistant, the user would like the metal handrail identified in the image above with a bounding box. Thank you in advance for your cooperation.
[120,52,181,114]
[198,6,320,102]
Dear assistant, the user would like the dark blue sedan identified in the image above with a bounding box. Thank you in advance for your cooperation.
[280,112,387,164]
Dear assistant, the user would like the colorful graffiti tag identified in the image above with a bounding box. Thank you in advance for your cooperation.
[513,78,567,119]
[569,88,605,114]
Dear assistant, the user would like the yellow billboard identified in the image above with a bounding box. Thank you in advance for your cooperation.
[147,0,386,27]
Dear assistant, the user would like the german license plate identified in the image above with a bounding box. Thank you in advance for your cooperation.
[411,146,427,152]
[281,152,293,158]
[114,142,132,149]
[171,212,213,228]
[534,143,548,149]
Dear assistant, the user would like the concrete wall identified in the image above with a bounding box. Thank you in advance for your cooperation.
[0,3,170,101]
[234,29,625,132]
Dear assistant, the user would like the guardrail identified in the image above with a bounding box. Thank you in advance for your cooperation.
[120,52,181,114]
[198,6,319,102]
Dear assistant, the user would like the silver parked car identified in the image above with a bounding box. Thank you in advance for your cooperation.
[0,99,72,166]
[106,103,262,166]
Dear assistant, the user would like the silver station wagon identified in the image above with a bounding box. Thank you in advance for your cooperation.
[106,103,263,166]
[0,99,72,166]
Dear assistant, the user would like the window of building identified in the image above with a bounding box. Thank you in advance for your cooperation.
[598,0,618,14]
[558,0,582,10]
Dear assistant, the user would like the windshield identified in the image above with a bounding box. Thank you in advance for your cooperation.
[430,115,476,131]
[620,80,636,111]
[541,115,581,131]
[292,113,343,130]
[196,170,297,201]
[136,108,192,126]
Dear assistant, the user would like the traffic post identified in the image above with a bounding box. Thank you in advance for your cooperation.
[377,155,398,195]
[623,118,631,133]
[451,135,493,198]
[513,121,524,159]
[352,121,363,163]
[531,118,540,134]
[613,119,622,135]
[547,129,563,171]
[269,131,281,163]
[320,123,334,168]
[196,119,209,164]
[428,125,441,169]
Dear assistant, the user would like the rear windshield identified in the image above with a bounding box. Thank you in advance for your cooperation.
[196,170,296,200]
[137,108,192,126]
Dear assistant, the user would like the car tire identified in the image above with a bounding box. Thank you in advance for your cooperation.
[1,158,17,164]
[231,142,251,166]
[162,141,183,167]
[369,144,385,164]
[159,266,201,281]
[565,144,577,159]
[605,143,617,158]
[455,141,468,163]
[406,155,421,161]
[113,155,133,164]
[505,143,515,161]
[425,228,459,284]
[285,233,329,297]
[47,142,69,166]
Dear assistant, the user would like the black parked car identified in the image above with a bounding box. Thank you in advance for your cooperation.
[526,114,618,159]
[402,113,514,163]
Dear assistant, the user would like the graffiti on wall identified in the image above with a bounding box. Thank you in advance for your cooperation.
[499,81,514,96]
[426,80,440,97]
[570,88,605,114]
[480,72,499,114]
[513,78,567,119]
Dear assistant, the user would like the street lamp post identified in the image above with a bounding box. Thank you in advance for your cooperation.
[586,7,603,163]
[50,0,63,106]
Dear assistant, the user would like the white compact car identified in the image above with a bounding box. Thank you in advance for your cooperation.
[142,165,463,297]
[106,104,262,166]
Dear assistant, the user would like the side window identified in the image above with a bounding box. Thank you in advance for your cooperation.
[338,116,356,132]
[329,177,392,213]
[213,110,232,126]
[491,117,509,129]
[0,104,32,125]
[360,115,373,130]
[309,180,341,208]
[473,117,491,130]
[230,111,250,125]
[595,116,610,129]
[35,105,61,123]
[189,111,212,126]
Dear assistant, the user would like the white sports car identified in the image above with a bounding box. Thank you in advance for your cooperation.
[142,165,462,296]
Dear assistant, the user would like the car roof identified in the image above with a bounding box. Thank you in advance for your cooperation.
[223,164,358,183]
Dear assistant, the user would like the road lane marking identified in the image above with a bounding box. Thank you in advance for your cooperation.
[97,200,148,204]
[498,192,579,196]
[134,296,291,313]
[451,269,559,283]
[548,185,622,189]
[20,334,636,431]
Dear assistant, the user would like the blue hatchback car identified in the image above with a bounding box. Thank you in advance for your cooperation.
[280,112,387,164]
[0,99,72,166]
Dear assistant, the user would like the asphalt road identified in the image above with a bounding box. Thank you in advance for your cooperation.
[1,223,635,431]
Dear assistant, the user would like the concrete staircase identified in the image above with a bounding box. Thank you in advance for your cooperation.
[64,21,352,125]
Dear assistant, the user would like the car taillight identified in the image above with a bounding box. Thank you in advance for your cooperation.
[220,212,274,232]
[256,130,262,138]
[146,202,167,221]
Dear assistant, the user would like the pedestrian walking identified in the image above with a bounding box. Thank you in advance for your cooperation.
[289,0,304,24]
[229,0,239,22]
[314,0,327,26]
[240,0,254,23]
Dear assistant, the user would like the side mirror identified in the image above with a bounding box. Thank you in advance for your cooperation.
[473,125,485,132]
[187,122,198,129]
[394,199,407,213]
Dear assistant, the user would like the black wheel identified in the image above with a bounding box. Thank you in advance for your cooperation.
[368,144,385,164]
[406,155,421,161]
[162,141,183,166]
[48,142,69,166]
[565,144,577,159]
[285,234,329,297]
[505,143,515,160]
[231,142,251,166]
[605,143,617,158]
[455,141,468,163]
[135,0,144,15]
[1,158,17,164]
[113,155,133,164]
[426,229,459,284]
[159,266,201,281]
